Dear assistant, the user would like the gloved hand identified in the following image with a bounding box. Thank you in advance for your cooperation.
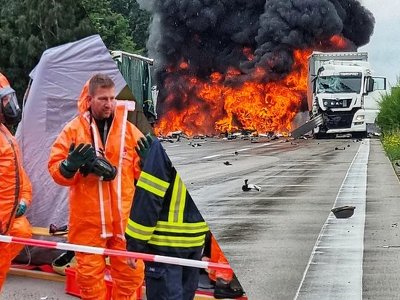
[80,156,117,181]
[135,134,154,163]
[60,143,95,178]
[15,200,27,218]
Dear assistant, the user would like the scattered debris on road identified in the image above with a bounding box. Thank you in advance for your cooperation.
[188,141,203,147]
[382,245,400,248]
[242,179,261,192]
[331,205,355,218]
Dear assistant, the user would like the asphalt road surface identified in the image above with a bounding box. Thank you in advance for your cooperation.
[3,136,400,300]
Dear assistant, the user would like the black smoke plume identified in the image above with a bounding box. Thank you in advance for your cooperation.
[137,0,375,122]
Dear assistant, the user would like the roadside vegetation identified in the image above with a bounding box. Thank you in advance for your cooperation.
[0,0,150,101]
[376,83,400,161]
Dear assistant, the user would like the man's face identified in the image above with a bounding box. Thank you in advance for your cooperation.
[89,86,116,120]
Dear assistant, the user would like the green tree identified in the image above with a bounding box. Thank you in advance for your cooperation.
[80,0,137,52]
[109,0,151,53]
[0,0,94,100]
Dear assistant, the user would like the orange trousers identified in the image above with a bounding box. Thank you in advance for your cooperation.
[0,216,32,291]
[75,236,144,300]
[209,235,233,282]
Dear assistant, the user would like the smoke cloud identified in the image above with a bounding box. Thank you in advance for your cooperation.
[137,0,375,117]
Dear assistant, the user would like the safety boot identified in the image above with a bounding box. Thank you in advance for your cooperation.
[214,277,244,299]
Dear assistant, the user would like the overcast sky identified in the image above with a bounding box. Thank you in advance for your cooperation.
[359,0,400,86]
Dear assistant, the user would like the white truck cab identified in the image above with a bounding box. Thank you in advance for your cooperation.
[307,52,388,138]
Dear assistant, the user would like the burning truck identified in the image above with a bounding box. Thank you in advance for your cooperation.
[137,0,377,137]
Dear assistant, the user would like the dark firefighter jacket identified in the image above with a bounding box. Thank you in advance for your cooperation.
[125,138,209,257]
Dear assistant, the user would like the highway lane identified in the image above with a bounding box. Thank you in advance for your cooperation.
[163,137,400,300]
[3,137,400,300]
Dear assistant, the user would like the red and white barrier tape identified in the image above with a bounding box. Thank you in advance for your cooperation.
[0,235,231,271]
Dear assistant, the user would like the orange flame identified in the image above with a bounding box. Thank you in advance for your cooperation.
[155,49,311,136]
[329,35,349,50]
[179,61,189,70]
[156,50,311,135]
[243,47,254,61]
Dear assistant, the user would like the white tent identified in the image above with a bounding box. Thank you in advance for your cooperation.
[15,35,128,264]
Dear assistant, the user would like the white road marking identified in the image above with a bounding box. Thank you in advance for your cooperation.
[258,184,333,187]
[294,140,369,300]
[202,154,222,159]
[258,169,350,172]
[200,140,283,160]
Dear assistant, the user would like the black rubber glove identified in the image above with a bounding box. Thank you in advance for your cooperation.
[135,134,154,164]
[80,156,117,181]
[60,143,95,178]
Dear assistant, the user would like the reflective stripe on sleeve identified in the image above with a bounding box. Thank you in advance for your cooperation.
[137,172,170,197]
[125,219,156,241]
[169,174,187,223]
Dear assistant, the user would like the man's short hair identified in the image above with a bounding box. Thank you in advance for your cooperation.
[88,74,115,96]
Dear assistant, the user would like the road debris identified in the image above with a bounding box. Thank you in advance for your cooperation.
[335,147,346,150]
[331,206,355,218]
[270,135,279,141]
[223,161,232,166]
[188,140,204,147]
[242,179,261,192]
[190,142,202,147]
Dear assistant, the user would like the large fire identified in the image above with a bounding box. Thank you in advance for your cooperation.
[155,36,349,136]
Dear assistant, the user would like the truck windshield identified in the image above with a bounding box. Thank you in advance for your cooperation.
[317,76,362,93]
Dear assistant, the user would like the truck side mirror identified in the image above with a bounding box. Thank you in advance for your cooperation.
[367,78,375,92]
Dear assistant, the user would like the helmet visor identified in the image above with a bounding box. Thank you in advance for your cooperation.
[0,87,21,124]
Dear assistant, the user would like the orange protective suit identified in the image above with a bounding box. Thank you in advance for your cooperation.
[48,84,144,300]
[0,73,32,290]
[209,235,233,282]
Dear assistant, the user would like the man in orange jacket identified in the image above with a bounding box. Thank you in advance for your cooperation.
[0,72,32,291]
[48,74,145,300]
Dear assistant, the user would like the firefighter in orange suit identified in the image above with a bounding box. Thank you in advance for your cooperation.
[0,72,32,291]
[48,74,144,300]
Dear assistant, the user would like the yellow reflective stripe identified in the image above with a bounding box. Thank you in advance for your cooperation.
[177,178,186,223]
[127,219,155,233]
[148,234,206,248]
[155,221,209,234]
[125,227,150,241]
[136,180,165,197]
[140,172,170,189]
[169,174,179,222]
[125,219,155,241]
[137,172,170,197]
[169,174,186,223]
